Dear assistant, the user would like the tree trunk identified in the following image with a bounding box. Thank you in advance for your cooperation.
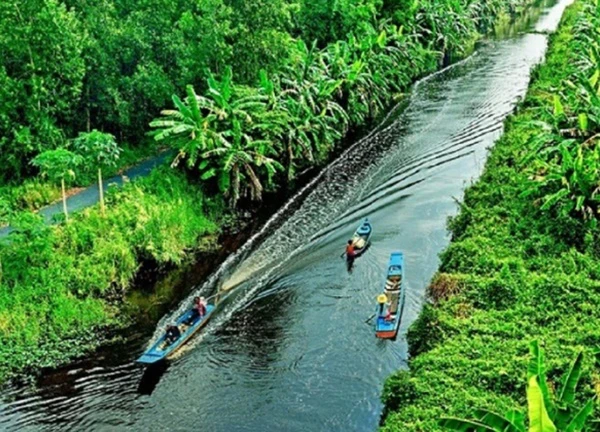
[86,85,91,132]
[98,168,105,216]
[61,178,69,222]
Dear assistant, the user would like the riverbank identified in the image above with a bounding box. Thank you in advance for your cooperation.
[0,168,226,382]
[380,0,600,429]
[0,0,544,384]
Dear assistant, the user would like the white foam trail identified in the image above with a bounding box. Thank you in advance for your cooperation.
[146,51,482,346]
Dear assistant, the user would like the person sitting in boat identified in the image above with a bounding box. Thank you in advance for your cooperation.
[165,324,181,343]
[198,297,207,317]
[384,308,394,322]
[190,296,207,321]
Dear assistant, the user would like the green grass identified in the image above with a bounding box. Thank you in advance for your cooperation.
[380,1,600,430]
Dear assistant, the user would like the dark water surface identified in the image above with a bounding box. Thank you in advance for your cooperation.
[0,1,572,430]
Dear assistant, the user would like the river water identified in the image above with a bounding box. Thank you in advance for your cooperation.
[0,1,572,430]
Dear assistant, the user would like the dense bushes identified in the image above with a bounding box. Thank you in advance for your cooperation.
[0,168,222,380]
[381,1,600,430]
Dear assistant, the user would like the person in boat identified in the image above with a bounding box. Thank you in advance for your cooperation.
[165,324,181,343]
[198,297,207,317]
[345,240,356,260]
[384,308,394,322]
[189,296,207,322]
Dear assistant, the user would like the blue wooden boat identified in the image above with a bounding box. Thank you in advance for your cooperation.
[350,218,373,257]
[136,304,215,364]
[375,252,405,339]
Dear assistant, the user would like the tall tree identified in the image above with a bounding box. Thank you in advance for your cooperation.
[31,149,83,222]
[0,0,86,181]
[72,130,121,216]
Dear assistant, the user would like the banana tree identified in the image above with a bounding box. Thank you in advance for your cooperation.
[523,139,600,220]
[278,40,348,175]
[150,85,228,167]
[151,68,270,169]
[201,119,283,207]
[440,341,595,432]
[31,148,83,222]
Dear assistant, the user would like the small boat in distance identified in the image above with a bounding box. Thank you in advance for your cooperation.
[375,252,405,339]
[136,304,215,364]
[351,218,373,257]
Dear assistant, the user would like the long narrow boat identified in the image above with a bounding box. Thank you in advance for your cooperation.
[136,304,216,364]
[375,252,405,339]
[351,218,373,257]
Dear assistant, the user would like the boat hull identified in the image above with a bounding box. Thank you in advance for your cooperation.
[137,304,215,364]
[375,316,401,339]
[351,219,373,257]
[375,252,405,339]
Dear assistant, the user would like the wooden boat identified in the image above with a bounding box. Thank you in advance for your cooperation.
[350,218,373,257]
[375,252,405,339]
[136,304,215,364]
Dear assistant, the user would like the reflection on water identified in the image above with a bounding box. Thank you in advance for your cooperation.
[0,0,574,430]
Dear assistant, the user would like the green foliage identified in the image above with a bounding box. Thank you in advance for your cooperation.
[0,0,541,382]
[72,130,121,171]
[0,0,85,181]
[381,370,418,420]
[381,3,600,430]
[439,342,595,432]
[153,0,523,208]
[406,304,455,357]
[0,168,223,380]
[522,0,600,221]
[31,149,83,184]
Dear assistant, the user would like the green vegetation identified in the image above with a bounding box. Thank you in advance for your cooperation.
[151,0,540,207]
[72,130,121,216]
[381,1,600,430]
[31,148,83,222]
[2,0,531,185]
[0,0,541,381]
[440,342,596,431]
[0,168,222,381]
[0,142,156,226]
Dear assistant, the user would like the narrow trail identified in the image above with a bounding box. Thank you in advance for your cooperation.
[0,152,170,238]
[0,0,572,430]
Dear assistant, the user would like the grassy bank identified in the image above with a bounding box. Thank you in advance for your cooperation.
[380,1,600,430]
[0,0,542,383]
[0,169,223,382]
